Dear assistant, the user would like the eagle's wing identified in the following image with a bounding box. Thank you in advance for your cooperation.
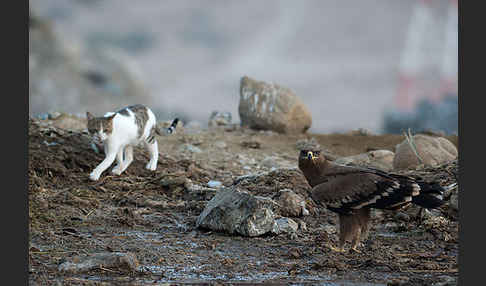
[310,166,423,214]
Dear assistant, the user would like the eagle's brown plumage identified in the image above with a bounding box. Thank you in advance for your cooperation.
[298,149,445,252]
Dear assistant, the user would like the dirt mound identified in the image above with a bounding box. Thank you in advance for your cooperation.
[28,118,459,285]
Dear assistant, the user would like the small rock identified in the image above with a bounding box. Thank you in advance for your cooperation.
[295,138,320,150]
[371,209,384,220]
[273,189,308,217]
[432,275,457,286]
[387,276,410,286]
[423,215,449,229]
[178,143,202,154]
[450,192,458,211]
[297,220,307,231]
[347,128,374,136]
[48,111,61,119]
[184,180,218,201]
[419,208,443,220]
[183,121,202,134]
[37,113,49,120]
[301,208,309,216]
[288,248,302,259]
[213,141,227,149]
[322,224,337,235]
[241,140,261,149]
[261,156,278,168]
[43,140,58,146]
[137,198,168,209]
[58,252,139,273]
[394,212,410,222]
[208,111,232,127]
[272,217,299,235]
[207,180,222,188]
[160,175,188,188]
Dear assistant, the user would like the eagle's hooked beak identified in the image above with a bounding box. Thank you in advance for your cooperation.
[307,151,315,160]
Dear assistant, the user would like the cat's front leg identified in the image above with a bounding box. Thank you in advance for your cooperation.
[145,141,158,171]
[90,146,117,181]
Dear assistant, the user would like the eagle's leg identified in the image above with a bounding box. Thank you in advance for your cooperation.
[350,232,362,253]
[351,208,371,253]
[328,214,354,253]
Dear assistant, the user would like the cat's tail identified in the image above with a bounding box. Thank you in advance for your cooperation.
[156,118,179,135]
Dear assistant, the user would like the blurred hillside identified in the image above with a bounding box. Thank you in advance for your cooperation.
[29,0,457,134]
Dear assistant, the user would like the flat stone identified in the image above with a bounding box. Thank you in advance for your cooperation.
[58,252,139,273]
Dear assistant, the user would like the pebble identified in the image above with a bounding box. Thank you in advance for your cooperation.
[37,113,49,120]
[394,212,410,222]
[48,111,61,119]
[207,180,222,188]
[213,141,227,149]
[178,144,202,153]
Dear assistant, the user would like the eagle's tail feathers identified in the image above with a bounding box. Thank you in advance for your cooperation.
[411,181,446,209]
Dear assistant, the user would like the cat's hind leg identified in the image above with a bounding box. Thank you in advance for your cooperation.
[119,145,133,173]
[111,146,125,175]
[144,140,158,171]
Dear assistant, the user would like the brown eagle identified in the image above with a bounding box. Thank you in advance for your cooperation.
[298,149,445,252]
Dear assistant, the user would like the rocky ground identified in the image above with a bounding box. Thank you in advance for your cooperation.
[28,117,459,286]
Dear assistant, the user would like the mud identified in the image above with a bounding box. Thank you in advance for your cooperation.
[28,118,458,285]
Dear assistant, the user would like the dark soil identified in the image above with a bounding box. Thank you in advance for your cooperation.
[28,118,459,285]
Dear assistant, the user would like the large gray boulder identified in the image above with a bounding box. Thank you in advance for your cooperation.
[196,186,277,237]
[393,134,458,170]
[238,76,312,134]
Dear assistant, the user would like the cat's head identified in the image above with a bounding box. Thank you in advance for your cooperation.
[86,112,115,141]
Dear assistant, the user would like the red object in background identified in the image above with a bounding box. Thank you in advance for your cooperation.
[395,0,457,112]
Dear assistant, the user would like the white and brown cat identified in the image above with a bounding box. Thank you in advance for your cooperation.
[86,104,179,181]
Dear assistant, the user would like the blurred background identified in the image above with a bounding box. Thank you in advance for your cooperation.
[29,0,458,134]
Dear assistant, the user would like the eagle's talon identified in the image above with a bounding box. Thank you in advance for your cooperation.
[328,245,345,253]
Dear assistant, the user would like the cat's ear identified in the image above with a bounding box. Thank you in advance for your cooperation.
[86,112,94,121]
